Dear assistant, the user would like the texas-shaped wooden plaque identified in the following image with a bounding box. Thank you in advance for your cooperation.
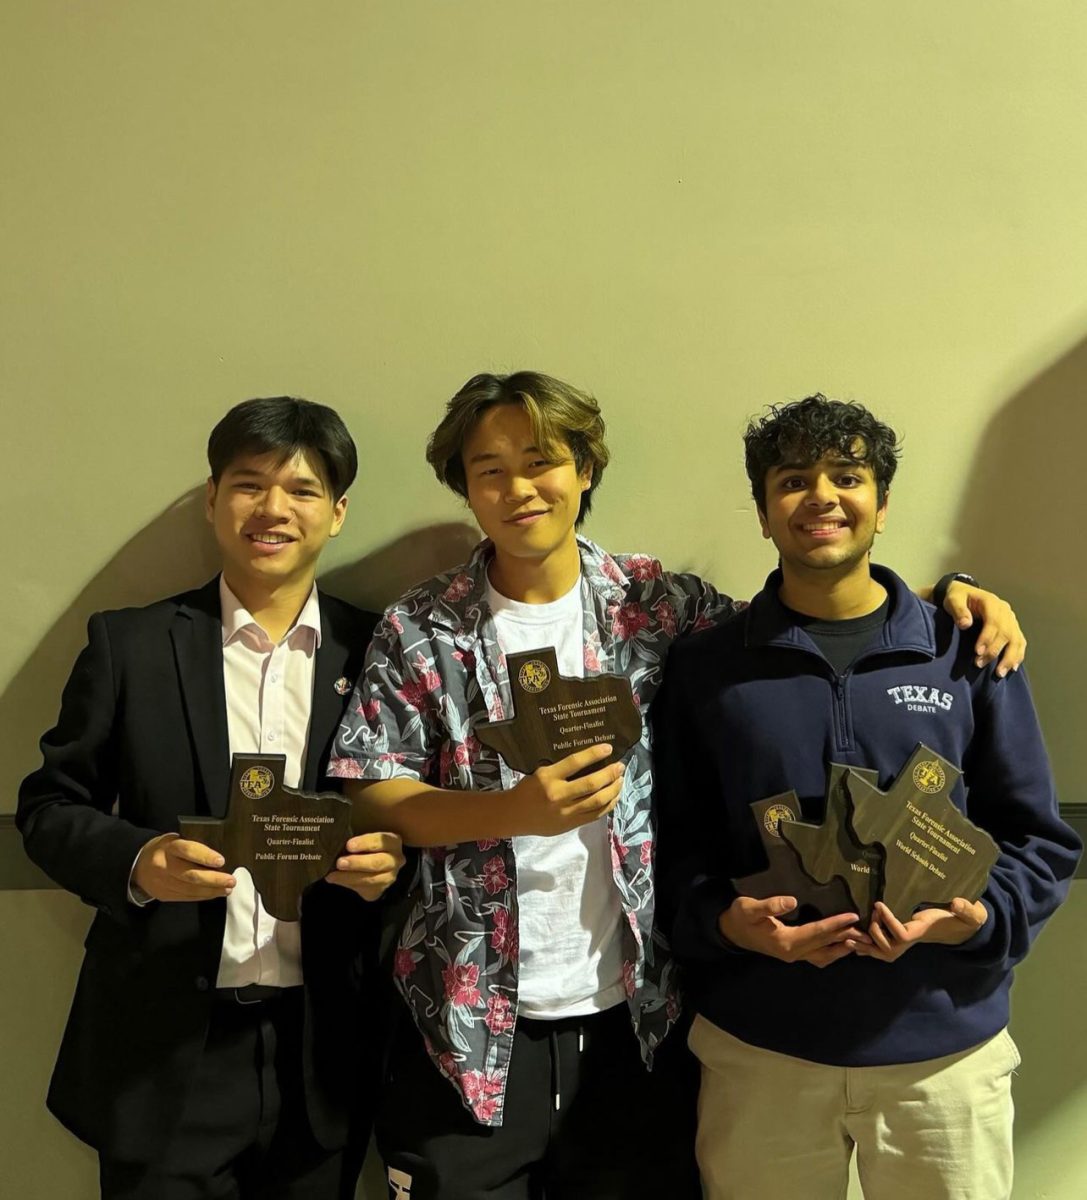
[779,765,883,924]
[476,646,641,777]
[731,792,855,923]
[844,744,1000,922]
[179,753,352,921]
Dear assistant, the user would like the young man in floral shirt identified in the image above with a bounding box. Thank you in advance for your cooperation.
[329,372,1025,1200]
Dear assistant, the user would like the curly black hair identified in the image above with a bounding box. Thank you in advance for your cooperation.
[743,394,900,510]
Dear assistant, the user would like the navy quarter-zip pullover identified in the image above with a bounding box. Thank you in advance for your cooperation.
[653,566,1081,1067]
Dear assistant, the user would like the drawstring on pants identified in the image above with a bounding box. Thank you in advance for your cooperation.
[550,1021,586,1111]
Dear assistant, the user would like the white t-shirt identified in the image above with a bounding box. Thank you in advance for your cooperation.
[485,574,627,1019]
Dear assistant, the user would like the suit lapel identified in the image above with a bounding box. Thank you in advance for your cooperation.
[305,595,347,791]
[171,579,231,817]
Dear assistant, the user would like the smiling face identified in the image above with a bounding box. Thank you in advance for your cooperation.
[758,449,888,582]
[205,449,347,600]
[462,403,590,594]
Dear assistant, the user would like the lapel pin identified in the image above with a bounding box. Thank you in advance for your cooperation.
[334,677,353,696]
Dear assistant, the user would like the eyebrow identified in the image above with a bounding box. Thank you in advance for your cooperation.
[771,457,864,474]
[226,467,325,488]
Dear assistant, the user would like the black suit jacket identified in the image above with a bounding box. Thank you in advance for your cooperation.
[17,579,379,1162]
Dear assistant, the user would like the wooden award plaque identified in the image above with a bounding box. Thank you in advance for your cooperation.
[779,765,883,924]
[732,792,855,922]
[179,753,352,921]
[476,647,642,776]
[843,744,999,922]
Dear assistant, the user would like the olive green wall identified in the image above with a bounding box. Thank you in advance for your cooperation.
[2,4,1084,1197]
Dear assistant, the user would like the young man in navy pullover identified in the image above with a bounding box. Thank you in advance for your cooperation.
[653,395,1080,1200]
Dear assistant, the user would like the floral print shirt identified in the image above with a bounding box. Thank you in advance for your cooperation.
[329,536,742,1126]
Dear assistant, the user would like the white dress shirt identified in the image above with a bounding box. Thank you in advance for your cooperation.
[215,578,321,989]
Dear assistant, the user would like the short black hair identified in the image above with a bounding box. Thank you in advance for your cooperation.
[744,394,900,510]
[207,397,357,498]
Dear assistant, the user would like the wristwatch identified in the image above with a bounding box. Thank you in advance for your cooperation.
[932,572,978,610]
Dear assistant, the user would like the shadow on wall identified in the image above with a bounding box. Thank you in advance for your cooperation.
[950,334,1087,1138]
[951,336,1084,801]
[321,521,480,612]
[1,488,220,813]
[1,484,479,824]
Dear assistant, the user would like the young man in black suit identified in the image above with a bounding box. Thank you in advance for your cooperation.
[18,398,404,1199]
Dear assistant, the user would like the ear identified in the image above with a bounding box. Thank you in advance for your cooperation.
[204,477,217,523]
[875,489,889,535]
[579,464,593,492]
[757,507,772,540]
[330,494,348,537]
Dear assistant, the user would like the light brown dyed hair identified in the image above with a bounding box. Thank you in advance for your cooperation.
[426,371,610,526]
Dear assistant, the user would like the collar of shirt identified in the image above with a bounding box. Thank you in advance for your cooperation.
[218,576,322,653]
[425,535,631,636]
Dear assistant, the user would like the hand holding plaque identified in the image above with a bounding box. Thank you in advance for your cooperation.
[476,647,641,776]
[179,754,352,921]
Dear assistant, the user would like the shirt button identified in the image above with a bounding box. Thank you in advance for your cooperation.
[270,673,279,683]
[195,975,210,992]
[267,731,277,742]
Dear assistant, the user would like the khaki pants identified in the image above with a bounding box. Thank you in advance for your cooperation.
[689,1014,1019,1200]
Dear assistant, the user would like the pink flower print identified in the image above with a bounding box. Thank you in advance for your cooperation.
[443,572,473,603]
[455,736,481,767]
[601,556,625,584]
[460,1070,503,1113]
[473,1095,500,1121]
[453,648,477,673]
[476,838,500,851]
[640,840,653,867]
[388,611,404,635]
[623,959,637,998]
[396,657,442,711]
[393,948,417,979]
[652,598,677,638]
[611,602,650,641]
[583,643,601,672]
[481,855,510,895]
[355,696,382,722]
[666,991,681,1022]
[442,962,483,1008]
[627,555,663,581]
[377,751,407,765]
[490,907,519,962]
[328,757,365,778]
[437,1050,459,1080]
[484,993,515,1035]
[610,835,629,872]
[693,612,715,633]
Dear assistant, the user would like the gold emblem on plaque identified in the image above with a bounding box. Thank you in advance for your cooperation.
[518,660,551,694]
[239,765,274,800]
[912,759,946,795]
[763,803,797,838]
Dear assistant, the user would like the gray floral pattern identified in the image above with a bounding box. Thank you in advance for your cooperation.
[330,537,742,1125]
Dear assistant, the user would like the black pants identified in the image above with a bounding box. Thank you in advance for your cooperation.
[99,988,348,1200]
[376,1004,701,1200]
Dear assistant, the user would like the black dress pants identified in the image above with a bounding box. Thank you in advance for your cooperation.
[99,987,347,1200]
